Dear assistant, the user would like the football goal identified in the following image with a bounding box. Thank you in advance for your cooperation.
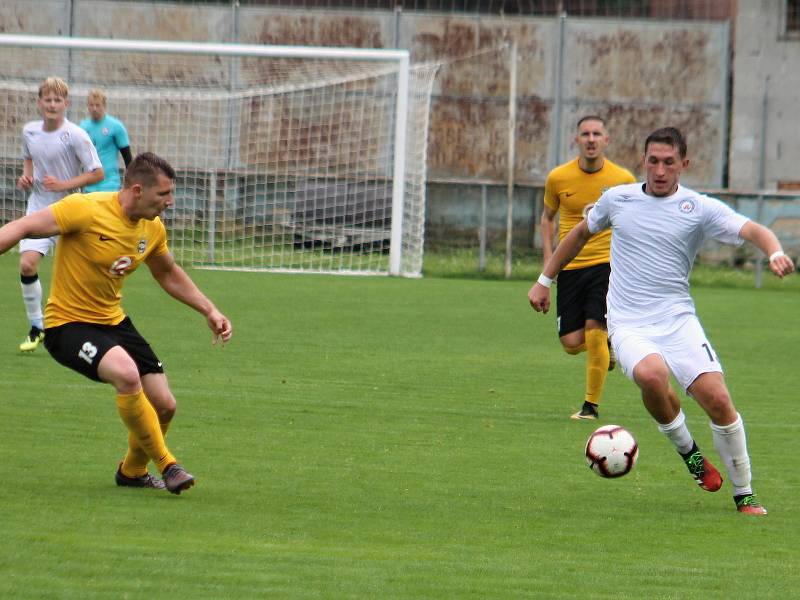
[0,34,438,276]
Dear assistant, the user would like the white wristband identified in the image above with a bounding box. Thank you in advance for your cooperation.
[769,250,785,262]
[537,273,553,288]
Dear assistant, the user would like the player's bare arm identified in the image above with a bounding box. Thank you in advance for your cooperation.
[0,206,59,254]
[146,251,233,344]
[17,158,34,190]
[738,221,796,278]
[529,220,593,313]
[539,204,558,266]
[42,167,104,193]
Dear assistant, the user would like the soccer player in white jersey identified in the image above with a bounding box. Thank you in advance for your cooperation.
[16,77,104,352]
[529,127,795,515]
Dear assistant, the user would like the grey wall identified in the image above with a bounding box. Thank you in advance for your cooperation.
[9,1,796,257]
[730,1,800,190]
[0,0,730,189]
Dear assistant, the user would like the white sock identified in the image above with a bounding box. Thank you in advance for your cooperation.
[658,409,694,455]
[711,413,752,496]
[21,276,44,330]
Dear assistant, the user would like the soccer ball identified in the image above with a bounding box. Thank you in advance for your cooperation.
[585,424,639,478]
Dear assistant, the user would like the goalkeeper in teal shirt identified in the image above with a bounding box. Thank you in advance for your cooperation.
[80,89,132,191]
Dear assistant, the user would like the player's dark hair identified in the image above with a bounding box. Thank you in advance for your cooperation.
[577,115,606,129]
[123,152,176,188]
[645,127,687,158]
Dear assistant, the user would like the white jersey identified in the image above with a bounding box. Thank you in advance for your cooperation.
[22,119,102,212]
[587,183,749,328]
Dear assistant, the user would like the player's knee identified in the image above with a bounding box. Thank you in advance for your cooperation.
[19,257,39,276]
[634,368,669,395]
[153,394,177,422]
[563,344,585,355]
[701,389,733,419]
[101,355,142,394]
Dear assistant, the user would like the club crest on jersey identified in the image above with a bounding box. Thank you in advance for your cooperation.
[137,239,146,254]
[60,131,71,143]
[109,256,133,277]
[102,127,109,136]
[679,199,696,214]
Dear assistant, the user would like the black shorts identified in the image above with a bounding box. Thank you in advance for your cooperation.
[555,263,610,337]
[44,317,164,383]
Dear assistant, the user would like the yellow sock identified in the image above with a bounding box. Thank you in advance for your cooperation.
[116,391,176,474]
[585,328,610,404]
[121,419,171,478]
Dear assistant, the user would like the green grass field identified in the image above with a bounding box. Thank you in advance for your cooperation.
[1,252,798,599]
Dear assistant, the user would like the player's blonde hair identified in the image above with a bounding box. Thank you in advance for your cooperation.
[38,77,69,99]
[87,89,107,105]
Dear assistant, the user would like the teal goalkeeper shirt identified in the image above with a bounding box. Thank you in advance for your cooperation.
[79,114,130,191]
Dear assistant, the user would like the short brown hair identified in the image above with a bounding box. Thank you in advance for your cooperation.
[39,77,69,99]
[123,152,176,188]
[645,127,687,158]
[577,115,606,129]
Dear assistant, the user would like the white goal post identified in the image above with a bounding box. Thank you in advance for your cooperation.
[0,34,438,276]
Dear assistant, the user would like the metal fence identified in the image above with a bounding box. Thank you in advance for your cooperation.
[423,182,800,280]
[155,0,732,19]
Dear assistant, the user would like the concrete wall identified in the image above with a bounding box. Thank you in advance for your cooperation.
[12,1,792,256]
[730,1,800,190]
[0,0,730,189]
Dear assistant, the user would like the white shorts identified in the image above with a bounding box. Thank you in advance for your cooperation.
[20,196,59,255]
[610,313,723,393]
[19,236,57,256]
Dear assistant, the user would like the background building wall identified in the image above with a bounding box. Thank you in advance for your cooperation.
[0,0,730,189]
[3,0,798,256]
[730,0,800,191]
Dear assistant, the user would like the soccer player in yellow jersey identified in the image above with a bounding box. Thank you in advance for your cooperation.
[0,152,232,494]
[537,116,635,420]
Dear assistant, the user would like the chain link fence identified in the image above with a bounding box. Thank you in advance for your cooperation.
[154,0,731,19]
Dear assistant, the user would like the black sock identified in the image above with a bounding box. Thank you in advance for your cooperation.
[679,441,699,461]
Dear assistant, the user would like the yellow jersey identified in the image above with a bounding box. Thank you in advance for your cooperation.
[45,192,169,327]
[544,158,635,270]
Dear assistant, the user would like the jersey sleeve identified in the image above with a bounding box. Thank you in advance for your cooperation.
[50,194,95,234]
[586,191,612,234]
[113,120,130,150]
[702,195,749,246]
[543,173,559,212]
[73,128,103,173]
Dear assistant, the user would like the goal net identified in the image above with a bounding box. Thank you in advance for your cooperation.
[0,34,438,277]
